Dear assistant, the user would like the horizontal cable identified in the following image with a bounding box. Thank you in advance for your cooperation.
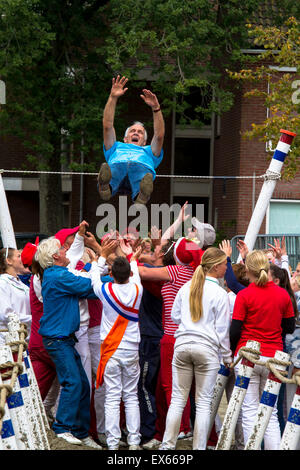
[0,169,266,179]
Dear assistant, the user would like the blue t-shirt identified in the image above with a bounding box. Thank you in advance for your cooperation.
[103,141,163,175]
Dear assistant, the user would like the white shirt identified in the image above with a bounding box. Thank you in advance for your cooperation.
[171,276,232,364]
[90,257,143,350]
[0,273,31,343]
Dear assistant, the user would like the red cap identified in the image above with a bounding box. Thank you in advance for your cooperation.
[21,236,39,266]
[173,237,204,271]
[55,226,79,246]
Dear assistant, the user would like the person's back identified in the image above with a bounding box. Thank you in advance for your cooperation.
[172,276,231,361]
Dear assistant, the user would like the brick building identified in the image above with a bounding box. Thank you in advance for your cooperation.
[0,54,299,251]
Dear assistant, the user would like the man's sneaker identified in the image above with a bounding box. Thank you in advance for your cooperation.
[129,444,142,450]
[97,433,107,446]
[135,173,153,205]
[142,438,161,450]
[98,163,112,201]
[81,436,102,450]
[108,446,119,450]
[56,432,83,446]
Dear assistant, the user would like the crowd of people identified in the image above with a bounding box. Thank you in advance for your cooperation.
[0,204,300,451]
[0,73,298,452]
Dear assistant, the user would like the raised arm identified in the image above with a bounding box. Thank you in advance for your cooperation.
[103,75,128,150]
[140,89,165,156]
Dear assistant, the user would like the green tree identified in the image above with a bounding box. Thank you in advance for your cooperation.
[1,0,282,234]
[228,15,300,179]
[0,0,110,233]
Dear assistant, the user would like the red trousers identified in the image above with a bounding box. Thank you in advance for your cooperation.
[29,347,56,400]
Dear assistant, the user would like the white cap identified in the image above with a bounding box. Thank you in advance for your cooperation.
[191,217,216,248]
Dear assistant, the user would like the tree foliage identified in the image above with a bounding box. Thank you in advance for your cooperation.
[1,0,288,231]
[228,16,300,179]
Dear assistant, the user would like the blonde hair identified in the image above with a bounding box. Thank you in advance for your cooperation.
[245,250,269,286]
[189,247,227,322]
[35,237,61,269]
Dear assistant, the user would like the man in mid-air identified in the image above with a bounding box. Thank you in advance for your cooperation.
[98,75,165,205]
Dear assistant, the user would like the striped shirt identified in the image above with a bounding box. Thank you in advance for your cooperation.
[161,265,194,336]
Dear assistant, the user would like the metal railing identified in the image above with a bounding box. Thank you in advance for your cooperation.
[230,234,300,271]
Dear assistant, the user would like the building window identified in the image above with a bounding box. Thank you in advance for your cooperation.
[174,137,210,176]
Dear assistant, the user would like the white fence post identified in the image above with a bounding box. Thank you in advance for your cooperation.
[280,385,300,450]
[208,363,230,438]
[0,376,18,450]
[237,129,297,261]
[6,314,50,449]
[216,340,261,450]
[244,350,290,450]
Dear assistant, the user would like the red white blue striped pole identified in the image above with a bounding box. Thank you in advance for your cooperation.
[244,350,290,450]
[280,385,300,449]
[238,129,297,259]
[216,340,261,450]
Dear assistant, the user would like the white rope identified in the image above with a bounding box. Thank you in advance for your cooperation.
[0,168,268,180]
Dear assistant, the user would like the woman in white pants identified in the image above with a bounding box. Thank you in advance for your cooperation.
[160,247,233,450]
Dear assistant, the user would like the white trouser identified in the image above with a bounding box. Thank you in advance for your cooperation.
[75,324,92,391]
[161,342,220,450]
[88,325,106,434]
[103,348,141,449]
[234,355,281,450]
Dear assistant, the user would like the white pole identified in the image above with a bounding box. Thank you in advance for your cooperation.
[0,376,18,450]
[238,129,297,259]
[0,171,17,249]
[280,385,300,450]
[216,340,261,450]
[244,350,290,450]
[0,344,35,449]
[6,314,50,446]
[208,363,230,438]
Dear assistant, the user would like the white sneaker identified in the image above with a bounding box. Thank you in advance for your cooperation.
[142,438,161,450]
[56,432,82,446]
[81,436,102,450]
[129,444,142,450]
[108,446,119,450]
[97,433,107,446]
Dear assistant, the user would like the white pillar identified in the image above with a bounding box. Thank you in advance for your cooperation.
[0,171,16,249]
[238,129,297,259]
[244,350,290,450]
[0,344,35,449]
[0,376,18,450]
[208,363,230,438]
[216,340,261,450]
[280,385,300,450]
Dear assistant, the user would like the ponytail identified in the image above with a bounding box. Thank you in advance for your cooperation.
[245,250,269,286]
[189,246,227,322]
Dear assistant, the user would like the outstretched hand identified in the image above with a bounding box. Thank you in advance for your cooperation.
[219,240,232,258]
[140,89,160,110]
[236,239,249,260]
[110,75,128,99]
